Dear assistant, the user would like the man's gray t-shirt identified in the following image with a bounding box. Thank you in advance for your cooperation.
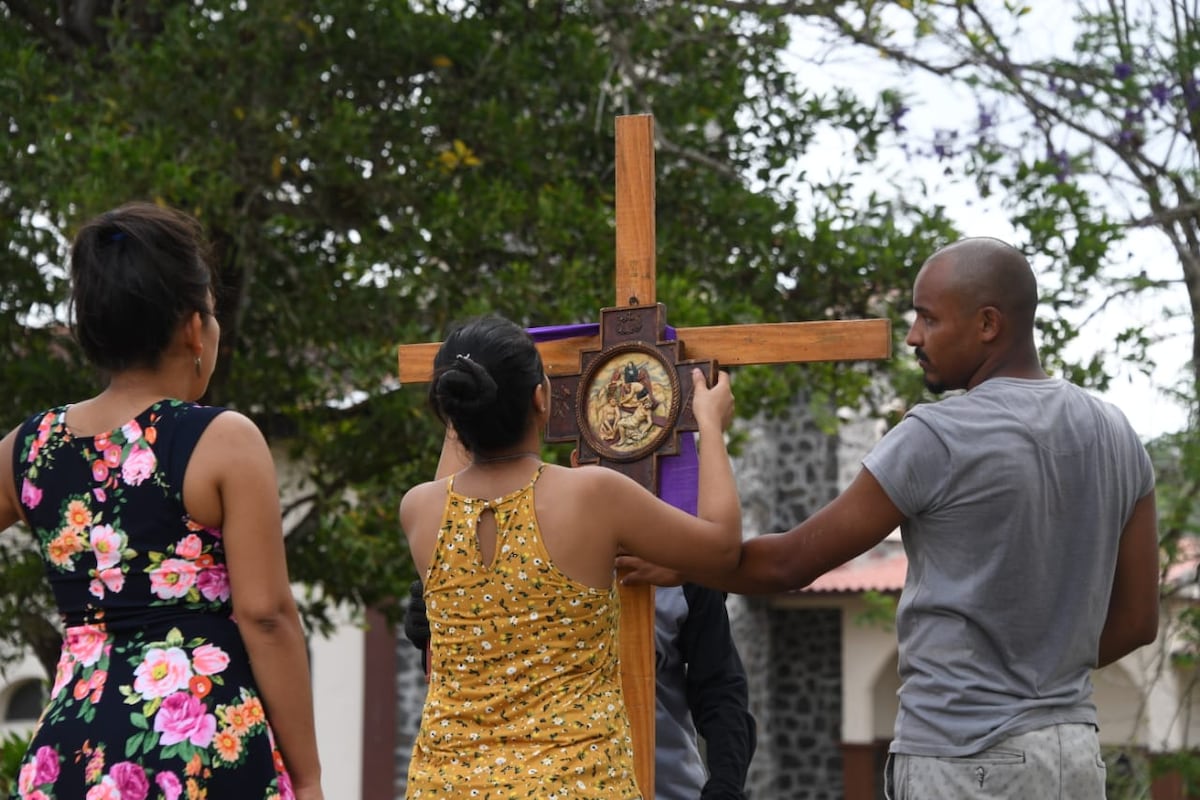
[863,377,1154,757]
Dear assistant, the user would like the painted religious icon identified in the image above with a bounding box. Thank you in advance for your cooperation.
[578,341,681,461]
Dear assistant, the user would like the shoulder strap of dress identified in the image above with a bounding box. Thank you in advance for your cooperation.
[442,463,544,508]
[162,403,229,491]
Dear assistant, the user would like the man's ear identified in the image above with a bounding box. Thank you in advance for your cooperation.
[978,306,1002,343]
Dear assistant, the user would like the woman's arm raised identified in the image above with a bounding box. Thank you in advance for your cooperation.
[605,369,742,577]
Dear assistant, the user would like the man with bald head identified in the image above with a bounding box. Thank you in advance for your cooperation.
[621,237,1160,798]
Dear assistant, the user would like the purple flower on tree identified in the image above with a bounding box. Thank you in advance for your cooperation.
[1117,127,1139,147]
[1047,147,1072,183]
[1114,62,1133,80]
[1150,82,1171,107]
[976,106,996,133]
[931,128,958,160]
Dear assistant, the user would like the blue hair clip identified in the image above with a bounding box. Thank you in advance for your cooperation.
[110,231,127,241]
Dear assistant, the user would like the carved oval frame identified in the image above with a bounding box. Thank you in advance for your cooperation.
[576,340,681,463]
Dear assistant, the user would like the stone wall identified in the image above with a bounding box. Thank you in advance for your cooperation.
[767,608,844,798]
[732,394,841,540]
[731,390,848,798]
[393,619,427,798]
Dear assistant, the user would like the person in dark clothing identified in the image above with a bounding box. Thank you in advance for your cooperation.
[404,578,757,800]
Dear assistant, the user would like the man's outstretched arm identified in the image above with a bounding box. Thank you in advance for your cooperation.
[622,467,906,595]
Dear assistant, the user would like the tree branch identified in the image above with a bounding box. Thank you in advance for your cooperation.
[654,130,742,181]
[1130,202,1200,229]
[2,0,78,57]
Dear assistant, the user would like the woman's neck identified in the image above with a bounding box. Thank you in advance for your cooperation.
[65,370,192,435]
[471,450,541,466]
[97,373,187,410]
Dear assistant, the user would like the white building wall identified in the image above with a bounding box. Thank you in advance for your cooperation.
[310,610,365,799]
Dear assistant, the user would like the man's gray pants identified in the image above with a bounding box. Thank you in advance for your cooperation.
[885,724,1106,799]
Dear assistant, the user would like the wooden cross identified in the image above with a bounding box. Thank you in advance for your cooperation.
[396,114,891,798]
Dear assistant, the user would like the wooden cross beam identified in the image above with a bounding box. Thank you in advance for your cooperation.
[397,114,891,798]
[397,320,890,385]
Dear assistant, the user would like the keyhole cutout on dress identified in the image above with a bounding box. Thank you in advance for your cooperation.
[475,507,499,569]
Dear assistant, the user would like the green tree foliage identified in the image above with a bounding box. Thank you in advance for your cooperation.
[0,0,960,674]
[0,730,35,796]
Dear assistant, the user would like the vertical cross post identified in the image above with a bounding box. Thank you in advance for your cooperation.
[612,114,659,796]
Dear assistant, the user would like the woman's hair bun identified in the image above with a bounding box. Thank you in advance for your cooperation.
[434,354,498,416]
[428,315,545,454]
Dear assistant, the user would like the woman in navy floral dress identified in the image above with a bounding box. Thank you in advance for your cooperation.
[0,203,324,800]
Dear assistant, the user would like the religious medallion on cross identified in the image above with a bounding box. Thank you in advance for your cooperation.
[544,304,712,494]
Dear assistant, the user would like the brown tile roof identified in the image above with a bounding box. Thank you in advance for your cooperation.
[800,538,907,594]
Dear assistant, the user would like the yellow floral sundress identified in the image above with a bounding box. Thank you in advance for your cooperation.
[406,464,641,799]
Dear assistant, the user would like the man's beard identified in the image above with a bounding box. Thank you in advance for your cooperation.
[915,348,948,395]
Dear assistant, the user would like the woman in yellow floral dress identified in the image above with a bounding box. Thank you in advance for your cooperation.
[400,315,742,799]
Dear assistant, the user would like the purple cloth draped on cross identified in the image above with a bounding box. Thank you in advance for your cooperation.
[528,323,698,516]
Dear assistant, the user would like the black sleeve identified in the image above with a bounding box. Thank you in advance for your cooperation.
[402,578,429,671]
[680,583,757,800]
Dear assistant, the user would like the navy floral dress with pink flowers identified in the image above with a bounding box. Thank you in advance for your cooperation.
[8,400,294,800]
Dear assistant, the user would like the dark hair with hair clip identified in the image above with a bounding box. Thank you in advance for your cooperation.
[430,315,545,455]
[69,201,216,373]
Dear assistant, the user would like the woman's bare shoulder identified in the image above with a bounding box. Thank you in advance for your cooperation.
[541,462,646,499]
[193,408,268,452]
[401,476,447,502]
[400,477,448,518]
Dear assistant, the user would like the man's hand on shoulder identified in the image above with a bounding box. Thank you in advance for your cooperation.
[614,555,685,587]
